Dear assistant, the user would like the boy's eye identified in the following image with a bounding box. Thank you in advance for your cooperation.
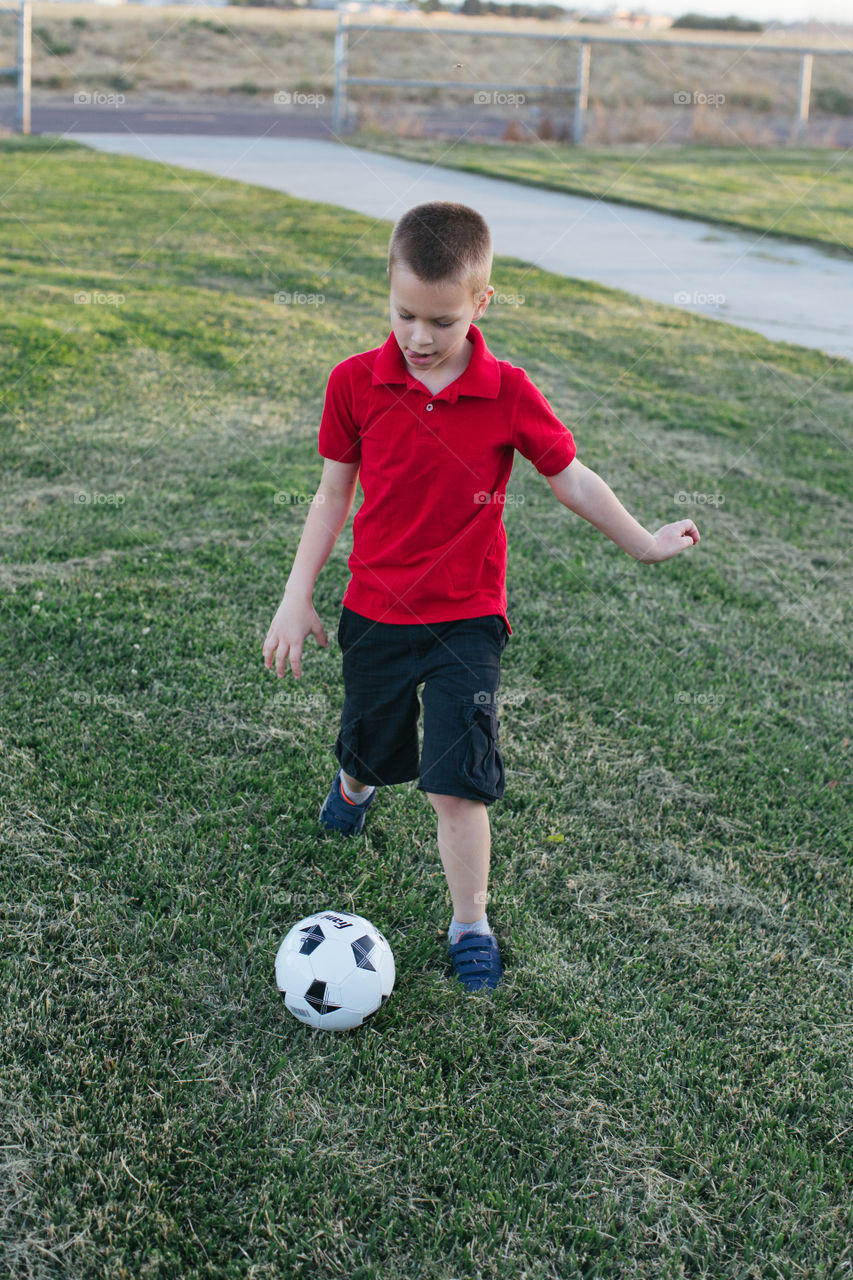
[398,312,453,328]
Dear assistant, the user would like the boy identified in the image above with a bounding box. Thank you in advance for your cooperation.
[263,202,699,993]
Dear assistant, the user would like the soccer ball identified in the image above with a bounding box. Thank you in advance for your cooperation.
[275,909,395,1031]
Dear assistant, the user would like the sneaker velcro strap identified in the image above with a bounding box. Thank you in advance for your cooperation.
[447,932,503,990]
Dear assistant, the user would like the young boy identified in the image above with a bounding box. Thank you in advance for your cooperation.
[263,201,699,993]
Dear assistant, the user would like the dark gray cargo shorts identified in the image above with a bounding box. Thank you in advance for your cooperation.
[334,606,510,806]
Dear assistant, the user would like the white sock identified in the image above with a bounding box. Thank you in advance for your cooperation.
[340,773,375,805]
[448,912,490,945]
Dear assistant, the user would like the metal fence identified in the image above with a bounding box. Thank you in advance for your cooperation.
[332,14,851,144]
[0,0,30,133]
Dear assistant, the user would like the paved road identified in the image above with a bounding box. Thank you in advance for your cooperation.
[71,131,853,361]
[9,102,852,148]
[3,104,511,142]
[2,105,337,138]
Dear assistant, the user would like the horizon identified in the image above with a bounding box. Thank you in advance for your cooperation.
[474,0,853,27]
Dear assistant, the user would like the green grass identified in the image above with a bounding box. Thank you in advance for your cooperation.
[2,134,852,1280]
[351,132,853,255]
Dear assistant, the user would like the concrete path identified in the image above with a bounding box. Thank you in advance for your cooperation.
[73,133,853,362]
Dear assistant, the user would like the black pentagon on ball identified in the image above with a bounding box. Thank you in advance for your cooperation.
[304,979,341,1016]
[351,933,377,970]
[297,923,326,955]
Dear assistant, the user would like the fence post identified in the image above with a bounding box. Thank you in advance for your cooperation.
[573,40,590,145]
[333,12,348,136]
[17,0,30,134]
[795,51,812,143]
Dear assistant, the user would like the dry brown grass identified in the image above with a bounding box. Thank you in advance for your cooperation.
[0,3,850,145]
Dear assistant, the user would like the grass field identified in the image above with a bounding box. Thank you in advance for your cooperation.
[349,135,853,254]
[2,134,852,1279]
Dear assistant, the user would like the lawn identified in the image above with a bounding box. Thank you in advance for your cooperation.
[1,134,851,1280]
[350,134,853,255]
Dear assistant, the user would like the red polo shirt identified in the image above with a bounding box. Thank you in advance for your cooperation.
[317,322,576,630]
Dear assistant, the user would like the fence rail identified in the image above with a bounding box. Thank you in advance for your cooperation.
[0,0,30,134]
[333,15,852,144]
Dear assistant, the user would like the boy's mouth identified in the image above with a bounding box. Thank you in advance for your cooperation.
[406,349,434,364]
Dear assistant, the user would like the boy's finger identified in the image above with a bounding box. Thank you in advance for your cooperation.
[275,642,291,677]
[289,644,303,679]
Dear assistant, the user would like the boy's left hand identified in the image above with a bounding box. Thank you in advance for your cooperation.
[638,519,700,563]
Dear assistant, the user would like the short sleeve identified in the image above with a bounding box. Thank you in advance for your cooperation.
[512,372,576,476]
[318,361,361,463]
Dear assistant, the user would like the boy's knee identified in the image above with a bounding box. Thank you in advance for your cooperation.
[426,792,486,820]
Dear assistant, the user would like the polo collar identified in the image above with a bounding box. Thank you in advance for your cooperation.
[371,323,501,402]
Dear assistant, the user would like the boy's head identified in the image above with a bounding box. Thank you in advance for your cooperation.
[387,202,494,381]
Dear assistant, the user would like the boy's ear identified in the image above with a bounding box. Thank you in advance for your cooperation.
[475,286,494,317]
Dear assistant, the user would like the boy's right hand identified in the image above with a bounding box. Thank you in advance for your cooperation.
[263,596,329,680]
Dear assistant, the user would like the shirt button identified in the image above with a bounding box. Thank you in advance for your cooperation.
[425,403,434,411]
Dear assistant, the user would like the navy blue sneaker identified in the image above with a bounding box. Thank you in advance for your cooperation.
[318,769,377,836]
[447,932,504,991]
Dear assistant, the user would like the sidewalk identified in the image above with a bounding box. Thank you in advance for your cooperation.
[73,132,853,362]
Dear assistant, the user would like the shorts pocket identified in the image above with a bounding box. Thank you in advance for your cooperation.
[463,702,504,798]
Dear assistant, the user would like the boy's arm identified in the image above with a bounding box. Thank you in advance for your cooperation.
[263,457,360,679]
[547,459,699,563]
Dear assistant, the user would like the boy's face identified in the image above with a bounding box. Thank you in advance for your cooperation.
[389,263,493,380]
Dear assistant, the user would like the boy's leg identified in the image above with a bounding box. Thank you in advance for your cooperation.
[341,770,370,793]
[426,792,490,924]
[417,616,508,988]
